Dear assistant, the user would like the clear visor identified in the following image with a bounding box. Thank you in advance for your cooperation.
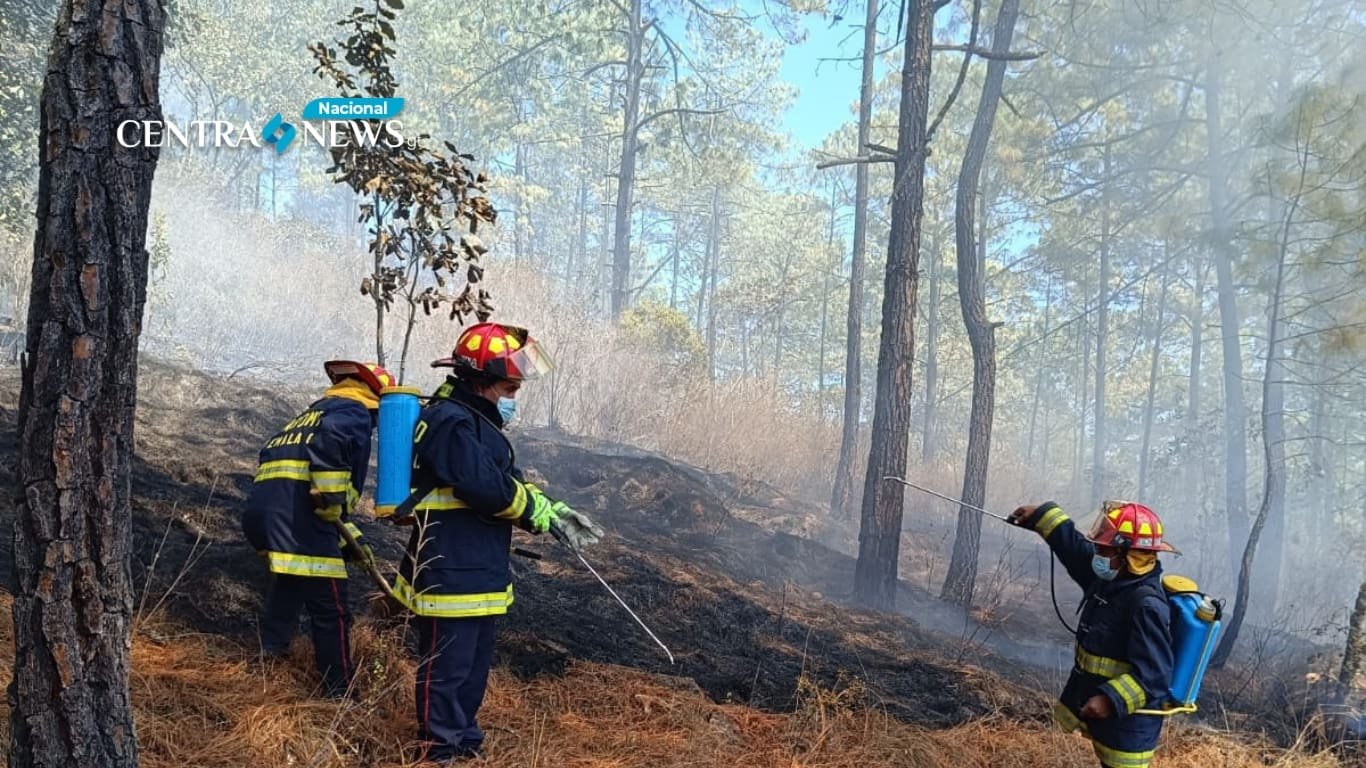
[507,338,554,380]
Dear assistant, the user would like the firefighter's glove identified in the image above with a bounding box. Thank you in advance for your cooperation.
[316,503,344,524]
[549,503,605,552]
[1008,504,1038,527]
[525,490,558,534]
[338,522,374,565]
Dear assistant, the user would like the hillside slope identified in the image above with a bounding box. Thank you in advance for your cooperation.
[0,363,1355,766]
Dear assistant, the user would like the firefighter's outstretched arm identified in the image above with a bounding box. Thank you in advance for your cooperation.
[1010,501,1097,590]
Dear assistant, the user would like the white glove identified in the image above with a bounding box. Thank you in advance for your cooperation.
[550,503,605,551]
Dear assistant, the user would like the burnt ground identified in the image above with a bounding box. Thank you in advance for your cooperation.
[0,362,1052,729]
[3,361,1349,742]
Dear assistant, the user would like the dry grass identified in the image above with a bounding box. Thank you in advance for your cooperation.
[0,591,1346,768]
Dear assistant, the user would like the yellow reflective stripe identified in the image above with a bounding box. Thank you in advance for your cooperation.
[1052,701,1081,733]
[266,552,347,579]
[1092,741,1154,768]
[312,470,352,493]
[1103,673,1147,714]
[1075,645,1133,677]
[391,575,514,617]
[1035,507,1068,538]
[255,459,310,483]
[493,482,528,521]
[415,488,471,511]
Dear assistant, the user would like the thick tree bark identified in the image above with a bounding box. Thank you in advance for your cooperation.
[852,0,934,611]
[1205,57,1250,578]
[830,0,878,519]
[609,0,645,319]
[940,0,1019,607]
[10,2,164,767]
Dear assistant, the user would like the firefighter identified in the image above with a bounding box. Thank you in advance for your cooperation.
[242,360,394,698]
[389,322,604,762]
[1009,500,1177,768]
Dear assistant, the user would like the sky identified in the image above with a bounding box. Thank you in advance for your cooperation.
[775,11,881,151]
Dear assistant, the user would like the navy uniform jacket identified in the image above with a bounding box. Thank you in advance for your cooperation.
[1025,502,1174,768]
[242,389,372,579]
[395,378,540,617]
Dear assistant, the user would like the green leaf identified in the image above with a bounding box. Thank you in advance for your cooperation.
[385,0,404,7]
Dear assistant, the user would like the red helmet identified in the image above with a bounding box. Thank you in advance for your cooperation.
[1084,500,1179,554]
[323,360,396,395]
[431,322,553,381]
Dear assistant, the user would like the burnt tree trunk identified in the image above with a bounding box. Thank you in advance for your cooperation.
[1340,581,1366,702]
[852,0,935,611]
[830,0,878,519]
[609,0,645,320]
[940,0,1019,607]
[10,2,164,767]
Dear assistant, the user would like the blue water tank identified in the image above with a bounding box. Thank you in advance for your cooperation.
[1164,575,1222,706]
[375,386,422,516]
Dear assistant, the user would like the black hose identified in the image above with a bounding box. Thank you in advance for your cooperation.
[1049,548,1077,635]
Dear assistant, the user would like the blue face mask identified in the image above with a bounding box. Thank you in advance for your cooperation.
[497,396,517,424]
[1092,553,1120,581]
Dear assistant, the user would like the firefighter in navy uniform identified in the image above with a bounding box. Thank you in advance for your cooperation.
[389,322,604,763]
[242,360,395,698]
[1009,500,1178,768]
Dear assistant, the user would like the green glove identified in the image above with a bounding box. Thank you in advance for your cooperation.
[525,489,559,534]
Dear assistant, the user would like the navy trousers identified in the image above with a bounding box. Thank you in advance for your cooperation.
[415,615,498,759]
[261,573,354,697]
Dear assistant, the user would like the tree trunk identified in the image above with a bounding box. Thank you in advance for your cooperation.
[818,183,838,401]
[1137,247,1173,499]
[1212,174,1294,668]
[1205,57,1250,578]
[1025,278,1053,468]
[852,0,934,611]
[1073,268,1091,503]
[1340,581,1366,702]
[940,0,1019,607]
[1091,145,1111,510]
[921,235,940,461]
[11,2,164,766]
[830,0,878,519]
[705,187,721,381]
[609,0,645,320]
[1185,258,1206,566]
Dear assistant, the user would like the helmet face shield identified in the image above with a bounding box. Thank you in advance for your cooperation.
[503,337,554,380]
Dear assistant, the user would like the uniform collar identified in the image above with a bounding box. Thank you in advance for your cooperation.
[435,376,505,428]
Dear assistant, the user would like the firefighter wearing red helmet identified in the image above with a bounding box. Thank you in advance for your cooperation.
[1009,500,1178,768]
[395,322,603,762]
[242,360,394,698]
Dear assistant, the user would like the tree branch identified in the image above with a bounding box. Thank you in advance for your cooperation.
[930,44,1041,60]
[926,0,983,142]
[816,155,897,170]
[634,107,724,136]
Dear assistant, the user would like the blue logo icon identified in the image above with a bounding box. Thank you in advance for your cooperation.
[262,113,296,154]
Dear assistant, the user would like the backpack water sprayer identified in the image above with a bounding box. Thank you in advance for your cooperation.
[375,385,423,517]
[883,475,1222,715]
